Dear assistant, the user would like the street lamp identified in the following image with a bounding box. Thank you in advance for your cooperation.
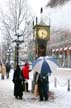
[33,8,50,57]
[12,31,24,66]
[7,47,13,64]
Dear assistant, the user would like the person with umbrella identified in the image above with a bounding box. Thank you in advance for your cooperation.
[32,56,59,101]
[38,72,49,101]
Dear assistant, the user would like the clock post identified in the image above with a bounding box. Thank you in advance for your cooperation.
[33,8,50,58]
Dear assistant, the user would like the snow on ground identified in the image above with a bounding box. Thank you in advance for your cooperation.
[0,69,71,108]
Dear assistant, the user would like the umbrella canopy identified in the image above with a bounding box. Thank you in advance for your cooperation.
[32,56,59,75]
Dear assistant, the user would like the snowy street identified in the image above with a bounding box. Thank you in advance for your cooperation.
[0,69,71,108]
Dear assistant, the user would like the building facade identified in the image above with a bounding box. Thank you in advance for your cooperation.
[47,29,71,68]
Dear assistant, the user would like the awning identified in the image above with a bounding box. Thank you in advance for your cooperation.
[52,49,55,52]
[69,47,71,50]
[56,48,58,51]
[60,48,63,51]
[64,47,68,51]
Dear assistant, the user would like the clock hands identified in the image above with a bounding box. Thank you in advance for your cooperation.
[42,32,46,35]
[38,28,48,39]
[41,32,47,38]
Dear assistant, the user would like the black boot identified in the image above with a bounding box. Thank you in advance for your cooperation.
[19,96,23,99]
[15,96,18,99]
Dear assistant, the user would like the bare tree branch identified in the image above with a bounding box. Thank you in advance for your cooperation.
[0,0,33,45]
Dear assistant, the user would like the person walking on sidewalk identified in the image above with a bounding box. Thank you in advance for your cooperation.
[6,62,11,79]
[12,65,24,99]
[1,63,6,80]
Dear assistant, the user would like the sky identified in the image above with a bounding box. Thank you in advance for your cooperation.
[28,0,71,30]
[28,0,48,16]
[0,0,71,29]
[0,0,71,44]
[45,1,71,30]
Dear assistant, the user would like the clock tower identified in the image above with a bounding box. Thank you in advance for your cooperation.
[33,8,50,57]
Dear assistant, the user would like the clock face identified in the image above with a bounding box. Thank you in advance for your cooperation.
[38,28,48,39]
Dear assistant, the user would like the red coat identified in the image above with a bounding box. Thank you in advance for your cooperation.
[22,65,29,79]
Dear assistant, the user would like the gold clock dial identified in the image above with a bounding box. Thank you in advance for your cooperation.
[38,28,48,39]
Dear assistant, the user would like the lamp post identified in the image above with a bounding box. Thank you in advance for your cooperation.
[7,47,13,64]
[13,32,24,66]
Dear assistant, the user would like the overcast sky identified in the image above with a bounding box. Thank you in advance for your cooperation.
[29,0,71,30]
[0,0,71,29]
[46,1,71,30]
[0,0,71,44]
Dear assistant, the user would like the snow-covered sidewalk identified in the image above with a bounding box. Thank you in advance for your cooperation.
[0,69,71,108]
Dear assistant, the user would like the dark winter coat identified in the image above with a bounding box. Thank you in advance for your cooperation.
[37,73,49,100]
[13,65,24,97]
[6,63,11,73]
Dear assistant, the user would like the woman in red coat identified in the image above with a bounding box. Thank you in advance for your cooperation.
[22,63,29,80]
[22,63,30,92]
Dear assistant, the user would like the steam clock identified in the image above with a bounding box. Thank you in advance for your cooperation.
[33,8,50,57]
